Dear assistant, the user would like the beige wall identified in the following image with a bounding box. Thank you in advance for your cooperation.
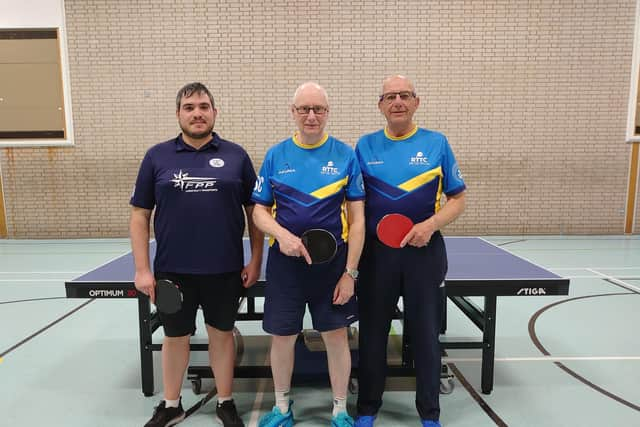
[0,0,637,237]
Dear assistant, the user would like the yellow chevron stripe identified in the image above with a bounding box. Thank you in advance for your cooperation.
[435,174,444,213]
[268,201,277,246]
[398,166,442,192]
[310,176,348,199]
[340,199,349,242]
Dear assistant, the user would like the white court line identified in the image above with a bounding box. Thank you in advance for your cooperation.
[445,356,640,362]
[587,268,640,293]
[60,239,156,279]
[557,275,634,279]
[248,352,271,427]
[479,238,556,272]
[553,266,640,271]
[0,279,64,282]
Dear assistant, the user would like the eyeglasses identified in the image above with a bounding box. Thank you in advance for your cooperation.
[379,91,416,103]
[293,105,328,115]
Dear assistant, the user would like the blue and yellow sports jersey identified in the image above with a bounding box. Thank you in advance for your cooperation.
[355,126,466,236]
[251,133,365,245]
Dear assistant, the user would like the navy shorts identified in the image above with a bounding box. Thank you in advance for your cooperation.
[155,271,244,337]
[263,244,357,336]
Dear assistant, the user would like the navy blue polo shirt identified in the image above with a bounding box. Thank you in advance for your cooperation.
[130,132,256,274]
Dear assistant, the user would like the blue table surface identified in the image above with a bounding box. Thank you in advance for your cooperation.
[71,237,563,284]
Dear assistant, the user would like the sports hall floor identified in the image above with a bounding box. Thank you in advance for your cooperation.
[0,236,639,426]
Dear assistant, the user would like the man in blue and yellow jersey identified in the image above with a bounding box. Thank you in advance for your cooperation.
[131,82,263,427]
[354,76,466,427]
[252,82,365,427]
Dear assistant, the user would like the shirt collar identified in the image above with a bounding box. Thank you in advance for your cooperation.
[384,124,418,141]
[175,132,221,152]
[292,132,329,149]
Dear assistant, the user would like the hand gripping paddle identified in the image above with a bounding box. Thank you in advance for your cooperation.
[376,213,414,248]
[301,228,337,264]
[155,279,183,314]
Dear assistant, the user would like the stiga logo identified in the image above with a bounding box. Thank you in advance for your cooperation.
[321,161,339,175]
[89,289,125,297]
[517,288,547,295]
[171,170,218,193]
[410,152,429,166]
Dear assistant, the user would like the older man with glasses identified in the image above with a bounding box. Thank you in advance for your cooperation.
[252,82,366,427]
[354,75,467,427]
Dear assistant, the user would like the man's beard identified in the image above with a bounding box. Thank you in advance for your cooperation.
[181,123,213,140]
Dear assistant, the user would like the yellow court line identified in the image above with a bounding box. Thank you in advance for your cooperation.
[625,142,639,233]
[0,161,7,238]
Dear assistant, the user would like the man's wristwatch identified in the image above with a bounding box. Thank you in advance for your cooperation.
[344,268,359,280]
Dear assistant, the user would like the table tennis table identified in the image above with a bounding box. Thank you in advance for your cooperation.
[65,237,569,396]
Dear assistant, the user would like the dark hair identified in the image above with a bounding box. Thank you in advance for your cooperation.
[176,82,215,110]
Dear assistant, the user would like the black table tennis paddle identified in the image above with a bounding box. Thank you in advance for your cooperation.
[155,279,183,314]
[301,228,337,264]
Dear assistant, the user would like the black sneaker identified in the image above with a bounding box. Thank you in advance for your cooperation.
[216,399,245,427]
[144,400,185,427]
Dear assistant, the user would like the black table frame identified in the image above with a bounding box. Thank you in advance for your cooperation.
[66,275,569,396]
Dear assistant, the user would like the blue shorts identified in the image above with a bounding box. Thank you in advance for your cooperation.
[263,243,358,336]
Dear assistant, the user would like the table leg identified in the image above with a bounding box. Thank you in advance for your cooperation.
[138,296,154,396]
[481,295,497,394]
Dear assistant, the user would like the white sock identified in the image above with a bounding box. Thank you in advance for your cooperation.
[165,398,180,408]
[332,396,347,417]
[218,395,232,404]
[275,389,290,413]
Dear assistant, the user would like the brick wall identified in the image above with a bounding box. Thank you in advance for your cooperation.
[0,0,636,237]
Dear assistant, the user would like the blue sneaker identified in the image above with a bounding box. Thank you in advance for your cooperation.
[332,412,355,427]
[421,420,441,427]
[258,401,294,427]
[354,415,376,427]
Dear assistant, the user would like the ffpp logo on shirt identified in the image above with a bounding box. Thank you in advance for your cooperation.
[171,170,218,193]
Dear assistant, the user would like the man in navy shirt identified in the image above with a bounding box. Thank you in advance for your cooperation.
[130,82,263,427]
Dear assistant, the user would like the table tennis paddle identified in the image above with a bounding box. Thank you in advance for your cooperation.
[301,228,337,264]
[155,279,183,314]
[376,213,414,248]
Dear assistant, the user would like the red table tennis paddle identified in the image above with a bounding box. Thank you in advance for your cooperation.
[376,213,414,248]
[301,228,337,264]
[155,279,183,314]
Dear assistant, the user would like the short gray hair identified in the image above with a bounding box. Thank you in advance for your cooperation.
[381,75,416,95]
